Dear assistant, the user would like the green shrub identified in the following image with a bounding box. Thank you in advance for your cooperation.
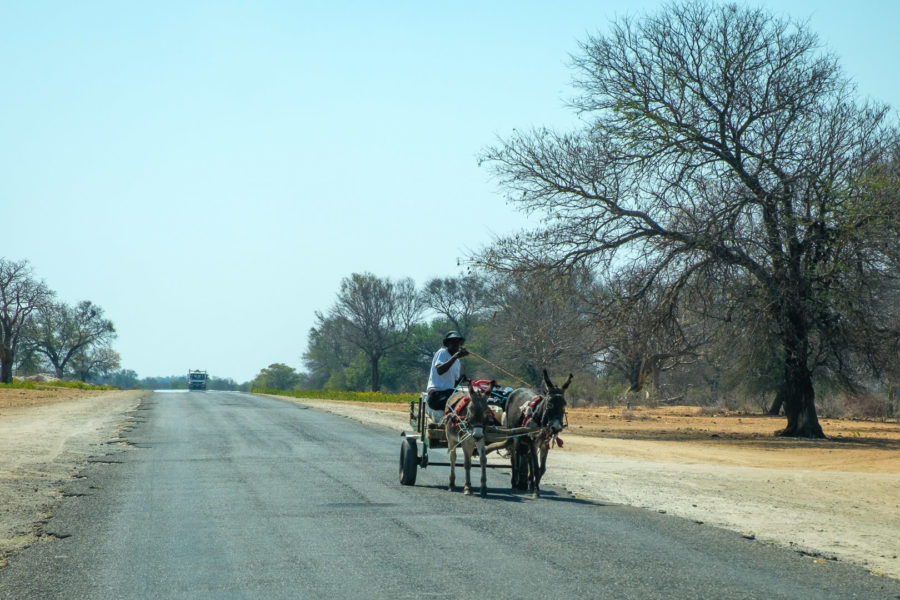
[253,388,416,404]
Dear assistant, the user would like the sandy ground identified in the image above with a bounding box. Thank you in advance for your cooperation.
[0,388,148,567]
[1,389,898,582]
[283,398,900,581]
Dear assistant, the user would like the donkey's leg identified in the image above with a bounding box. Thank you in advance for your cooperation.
[534,444,549,497]
[507,439,518,491]
[478,442,487,498]
[509,439,519,490]
[530,442,541,498]
[462,443,473,495]
[448,436,457,492]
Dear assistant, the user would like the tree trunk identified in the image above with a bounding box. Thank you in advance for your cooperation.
[369,355,381,392]
[775,320,825,438]
[624,358,645,392]
[0,339,12,383]
[0,356,12,383]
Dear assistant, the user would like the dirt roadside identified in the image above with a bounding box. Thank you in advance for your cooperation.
[1,389,898,581]
[282,398,900,581]
[0,388,148,567]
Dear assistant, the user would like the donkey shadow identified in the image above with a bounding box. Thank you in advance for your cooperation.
[417,480,603,507]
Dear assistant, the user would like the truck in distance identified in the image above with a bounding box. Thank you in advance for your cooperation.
[187,370,208,391]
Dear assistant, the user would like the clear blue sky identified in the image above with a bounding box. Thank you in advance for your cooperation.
[3,1,897,383]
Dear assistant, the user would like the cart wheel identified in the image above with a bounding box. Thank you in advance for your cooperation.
[400,437,418,486]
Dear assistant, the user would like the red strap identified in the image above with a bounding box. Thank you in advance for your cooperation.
[471,380,492,392]
[522,396,541,427]
[446,395,471,428]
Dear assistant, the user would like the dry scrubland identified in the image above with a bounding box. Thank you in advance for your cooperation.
[2,388,899,581]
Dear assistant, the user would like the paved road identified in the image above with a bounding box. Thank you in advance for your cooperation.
[1,391,898,599]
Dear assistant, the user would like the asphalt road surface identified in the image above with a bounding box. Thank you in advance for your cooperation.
[1,391,899,599]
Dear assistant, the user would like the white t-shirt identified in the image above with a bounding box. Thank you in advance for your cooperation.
[426,347,460,392]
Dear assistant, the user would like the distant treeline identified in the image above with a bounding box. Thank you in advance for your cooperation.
[97,370,249,391]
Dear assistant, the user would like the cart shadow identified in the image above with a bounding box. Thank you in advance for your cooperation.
[415,483,603,506]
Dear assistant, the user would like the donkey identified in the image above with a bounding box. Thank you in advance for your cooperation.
[503,370,572,498]
[445,379,494,497]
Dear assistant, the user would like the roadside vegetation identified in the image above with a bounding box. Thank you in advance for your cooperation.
[4,2,897,436]
[253,1,899,437]
[255,388,415,404]
[1,378,117,391]
[0,258,120,385]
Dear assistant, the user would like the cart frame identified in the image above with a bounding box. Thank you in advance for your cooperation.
[399,392,538,486]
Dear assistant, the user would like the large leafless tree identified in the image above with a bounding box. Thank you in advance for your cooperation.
[0,259,54,383]
[320,273,423,391]
[478,1,899,437]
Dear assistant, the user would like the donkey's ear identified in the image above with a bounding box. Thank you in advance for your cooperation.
[467,380,475,396]
[562,373,574,391]
[542,369,554,390]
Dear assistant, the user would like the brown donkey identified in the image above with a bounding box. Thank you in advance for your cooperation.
[445,379,494,497]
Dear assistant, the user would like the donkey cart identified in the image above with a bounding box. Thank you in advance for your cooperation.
[400,371,572,497]
[398,384,535,489]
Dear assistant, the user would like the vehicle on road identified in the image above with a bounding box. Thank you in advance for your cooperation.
[187,370,208,391]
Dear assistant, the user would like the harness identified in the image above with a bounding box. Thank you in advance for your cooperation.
[445,395,472,430]
[446,395,498,430]
[519,395,565,448]
[446,395,494,452]
[521,395,543,428]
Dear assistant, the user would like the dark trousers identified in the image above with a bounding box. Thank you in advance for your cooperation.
[427,388,454,411]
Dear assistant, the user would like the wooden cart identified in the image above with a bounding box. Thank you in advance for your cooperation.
[399,392,535,486]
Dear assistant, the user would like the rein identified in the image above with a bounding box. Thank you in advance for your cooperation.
[465,349,532,388]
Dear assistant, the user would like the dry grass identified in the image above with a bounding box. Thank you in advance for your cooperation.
[0,386,106,410]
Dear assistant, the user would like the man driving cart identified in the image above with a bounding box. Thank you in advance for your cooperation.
[424,330,469,422]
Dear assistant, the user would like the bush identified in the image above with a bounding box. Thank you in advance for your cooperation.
[254,388,416,404]
[843,394,893,420]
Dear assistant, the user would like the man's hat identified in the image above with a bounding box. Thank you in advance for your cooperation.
[442,330,465,345]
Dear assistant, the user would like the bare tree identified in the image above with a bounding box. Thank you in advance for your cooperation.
[420,274,492,339]
[487,269,595,387]
[69,347,121,382]
[591,268,709,396]
[478,1,899,437]
[0,259,54,383]
[29,300,117,379]
[324,273,423,391]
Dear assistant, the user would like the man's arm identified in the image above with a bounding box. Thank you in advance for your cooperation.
[435,347,468,375]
